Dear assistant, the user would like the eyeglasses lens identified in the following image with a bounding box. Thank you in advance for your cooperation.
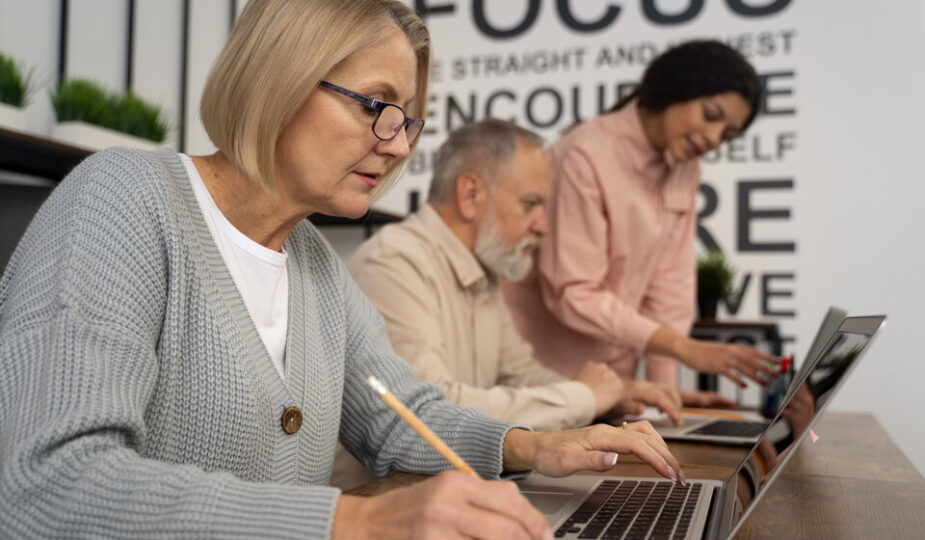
[374,104,423,145]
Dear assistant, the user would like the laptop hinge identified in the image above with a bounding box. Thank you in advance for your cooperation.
[703,486,725,540]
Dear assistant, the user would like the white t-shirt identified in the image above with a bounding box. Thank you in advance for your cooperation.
[181,154,289,379]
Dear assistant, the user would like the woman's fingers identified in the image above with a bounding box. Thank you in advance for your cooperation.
[723,349,776,386]
[720,364,749,388]
[579,450,620,472]
[623,432,683,483]
[624,421,671,453]
[695,340,779,387]
[470,480,549,538]
[592,423,683,482]
[432,473,551,540]
[735,347,779,378]
[458,509,535,540]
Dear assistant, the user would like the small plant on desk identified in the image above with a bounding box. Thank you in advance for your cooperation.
[696,249,735,320]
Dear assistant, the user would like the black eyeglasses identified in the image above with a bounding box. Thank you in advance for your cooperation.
[319,80,424,145]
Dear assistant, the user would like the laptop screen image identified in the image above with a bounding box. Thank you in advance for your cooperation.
[721,315,885,538]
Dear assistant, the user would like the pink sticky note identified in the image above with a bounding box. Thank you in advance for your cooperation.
[809,429,819,443]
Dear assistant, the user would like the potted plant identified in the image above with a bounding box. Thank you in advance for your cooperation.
[696,249,735,320]
[0,52,33,132]
[50,78,168,151]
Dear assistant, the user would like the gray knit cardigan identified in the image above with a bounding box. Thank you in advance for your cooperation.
[0,148,518,538]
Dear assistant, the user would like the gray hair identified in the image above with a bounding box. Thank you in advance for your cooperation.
[427,119,544,205]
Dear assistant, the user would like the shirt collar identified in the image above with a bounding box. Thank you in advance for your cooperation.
[417,204,489,290]
[618,99,674,177]
[608,99,695,209]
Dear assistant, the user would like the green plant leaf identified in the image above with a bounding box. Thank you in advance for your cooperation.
[0,52,33,107]
[697,250,735,299]
[51,78,168,142]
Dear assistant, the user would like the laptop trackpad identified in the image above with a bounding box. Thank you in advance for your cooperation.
[521,491,575,514]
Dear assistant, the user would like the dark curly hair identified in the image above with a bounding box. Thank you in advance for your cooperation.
[614,40,763,133]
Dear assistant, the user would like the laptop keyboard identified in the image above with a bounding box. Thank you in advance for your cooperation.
[553,479,702,539]
[690,420,768,438]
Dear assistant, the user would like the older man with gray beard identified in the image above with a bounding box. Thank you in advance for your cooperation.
[331,119,683,489]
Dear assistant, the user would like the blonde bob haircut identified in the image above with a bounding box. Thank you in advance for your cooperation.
[200,0,430,201]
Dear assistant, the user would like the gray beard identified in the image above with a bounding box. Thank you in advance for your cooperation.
[473,217,537,282]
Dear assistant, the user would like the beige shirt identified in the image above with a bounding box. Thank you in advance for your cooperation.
[348,204,597,429]
[330,205,597,490]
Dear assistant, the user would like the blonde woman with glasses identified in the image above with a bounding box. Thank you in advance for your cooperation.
[0,1,680,538]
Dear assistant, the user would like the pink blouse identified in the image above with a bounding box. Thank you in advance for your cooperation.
[502,100,700,385]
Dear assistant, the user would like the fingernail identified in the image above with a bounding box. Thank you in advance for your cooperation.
[604,453,618,467]
[543,528,554,540]
[667,466,678,482]
[680,470,688,485]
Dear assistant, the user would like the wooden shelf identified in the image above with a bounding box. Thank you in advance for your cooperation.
[0,127,403,230]
[0,127,91,180]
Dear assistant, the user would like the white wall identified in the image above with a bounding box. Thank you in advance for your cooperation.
[0,0,60,135]
[67,0,127,92]
[133,0,184,148]
[796,0,925,473]
[1,0,923,475]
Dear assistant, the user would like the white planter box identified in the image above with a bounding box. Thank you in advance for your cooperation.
[0,102,28,132]
[51,121,160,152]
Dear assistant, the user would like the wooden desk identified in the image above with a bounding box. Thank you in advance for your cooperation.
[347,412,925,538]
[733,412,925,539]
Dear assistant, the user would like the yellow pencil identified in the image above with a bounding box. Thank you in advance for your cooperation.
[366,375,478,477]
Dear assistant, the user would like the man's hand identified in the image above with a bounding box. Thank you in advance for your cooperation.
[571,361,625,417]
[333,471,552,540]
[609,381,684,426]
[502,424,684,483]
[679,389,737,409]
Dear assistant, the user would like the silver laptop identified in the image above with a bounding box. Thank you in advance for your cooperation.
[519,315,885,539]
[644,307,847,445]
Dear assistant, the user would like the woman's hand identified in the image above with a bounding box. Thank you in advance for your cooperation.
[333,471,552,540]
[646,327,778,388]
[609,381,684,426]
[502,423,684,483]
[678,338,777,387]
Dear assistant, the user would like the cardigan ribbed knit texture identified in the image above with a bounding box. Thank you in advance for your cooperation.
[0,148,517,538]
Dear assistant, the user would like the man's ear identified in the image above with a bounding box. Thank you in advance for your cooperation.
[455,172,487,222]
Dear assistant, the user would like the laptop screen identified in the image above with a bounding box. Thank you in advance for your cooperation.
[776,306,847,412]
[720,315,885,538]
